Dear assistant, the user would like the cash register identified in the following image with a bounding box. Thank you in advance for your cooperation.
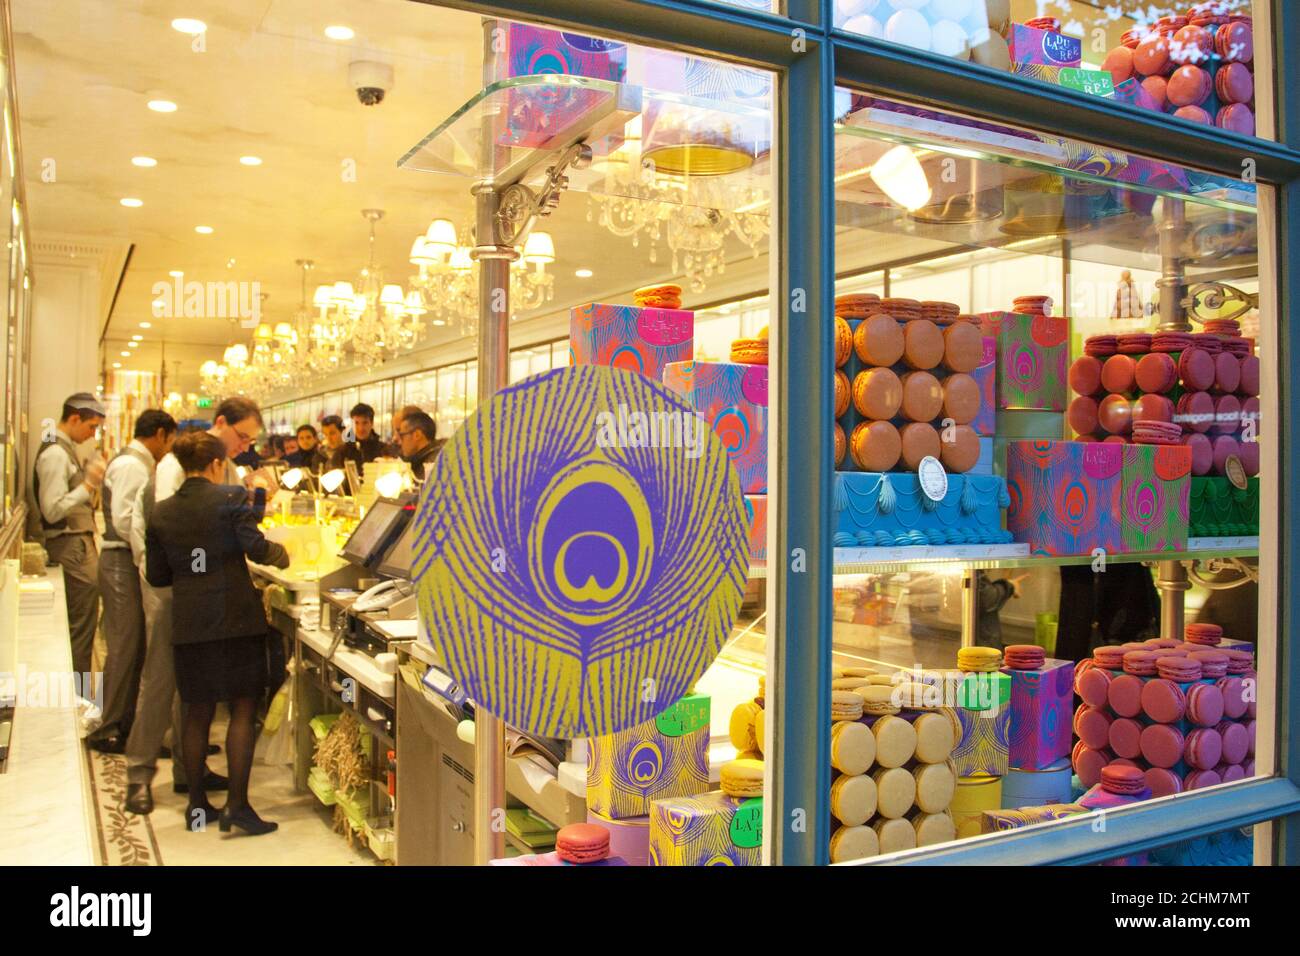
[318,495,420,655]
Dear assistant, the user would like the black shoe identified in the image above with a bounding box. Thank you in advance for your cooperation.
[173,771,229,794]
[88,736,126,755]
[124,783,153,815]
[184,802,220,831]
[218,804,278,836]
[160,744,220,759]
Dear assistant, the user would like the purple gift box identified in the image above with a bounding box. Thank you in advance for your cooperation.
[1009,24,1081,68]
[570,302,694,383]
[970,337,997,436]
[1006,440,1124,557]
[1003,658,1076,770]
[662,361,768,494]
[1078,782,1153,811]
[501,25,628,149]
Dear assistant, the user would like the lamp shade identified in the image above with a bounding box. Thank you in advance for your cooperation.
[313,284,333,308]
[280,467,304,490]
[320,469,346,493]
[273,321,294,338]
[870,145,932,212]
[380,284,405,307]
[425,218,458,252]
[254,322,274,340]
[404,290,427,315]
[332,281,355,304]
[522,230,556,264]
[200,359,218,376]
[409,237,435,266]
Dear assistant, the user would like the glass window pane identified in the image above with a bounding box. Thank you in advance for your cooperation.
[831,92,1267,862]
[837,2,1269,141]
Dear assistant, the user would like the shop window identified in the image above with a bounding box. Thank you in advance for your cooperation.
[837,2,1267,141]
[830,91,1268,862]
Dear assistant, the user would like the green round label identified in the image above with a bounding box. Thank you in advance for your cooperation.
[654,695,710,738]
[729,797,763,849]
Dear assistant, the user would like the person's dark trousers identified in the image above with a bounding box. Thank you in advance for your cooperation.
[125,576,187,787]
[45,532,100,678]
[1055,565,1096,662]
[92,547,147,741]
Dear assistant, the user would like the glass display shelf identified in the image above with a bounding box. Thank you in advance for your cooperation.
[833,103,1257,276]
[398,74,773,214]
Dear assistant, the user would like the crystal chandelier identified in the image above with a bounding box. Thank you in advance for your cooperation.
[585,125,769,294]
[407,219,556,336]
[312,209,424,371]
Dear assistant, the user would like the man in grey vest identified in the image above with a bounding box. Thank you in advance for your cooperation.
[125,396,265,814]
[33,392,107,684]
[92,409,177,751]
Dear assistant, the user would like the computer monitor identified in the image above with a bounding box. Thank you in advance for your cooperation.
[340,497,411,567]
[376,516,421,580]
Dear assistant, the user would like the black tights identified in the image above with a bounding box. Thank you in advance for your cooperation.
[182,697,258,811]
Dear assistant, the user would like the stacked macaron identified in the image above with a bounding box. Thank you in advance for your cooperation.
[1100,11,1255,135]
[825,664,959,862]
[1073,634,1257,797]
[838,293,983,474]
[731,324,769,365]
[1068,324,1259,477]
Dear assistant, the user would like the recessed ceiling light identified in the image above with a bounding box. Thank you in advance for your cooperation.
[194,225,213,234]
[120,197,143,207]
[131,156,157,168]
[147,99,178,113]
[171,18,206,35]
[120,351,130,357]
[112,362,122,369]
[575,269,594,278]
[324,25,354,41]
[168,270,183,278]
[239,156,262,166]
[128,341,139,348]
[139,321,152,328]
[132,334,143,341]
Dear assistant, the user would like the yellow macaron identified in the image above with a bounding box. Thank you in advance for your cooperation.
[720,757,765,798]
[729,700,761,752]
[957,646,1003,672]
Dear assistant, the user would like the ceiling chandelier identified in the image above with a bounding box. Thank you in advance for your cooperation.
[407,219,556,336]
[585,119,769,294]
[312,209,426,371]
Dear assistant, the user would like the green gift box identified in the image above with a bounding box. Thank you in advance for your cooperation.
[977,311,1070,412]
[1189,476,1259,538]
[1121,444,1191,553]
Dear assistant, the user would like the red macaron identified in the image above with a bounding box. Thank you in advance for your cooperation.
[1141,678,1187,723]
[1100,763,1148,795]
[1069,356,1104,397]
[1186,681,1225,727]
[1140,723,1185,769]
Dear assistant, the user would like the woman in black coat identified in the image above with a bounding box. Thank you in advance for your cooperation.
[145,431,289,835]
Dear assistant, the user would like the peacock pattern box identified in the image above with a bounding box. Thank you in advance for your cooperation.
[587,692,710,820]
[977,311,1069,411]
[648,792,763,866]
[1003,658,1075,771]
[970,337,997,436]
[945,671,1011,778]
[662,361,768,493]
[570,303,694,382]
[1006,440,1123,556]
[745,494,767,564]
[1121,444,1191,554]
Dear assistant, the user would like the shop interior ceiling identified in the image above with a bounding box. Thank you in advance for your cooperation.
[11,0,989,394]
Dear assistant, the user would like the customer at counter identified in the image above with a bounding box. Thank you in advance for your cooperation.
[334,402,386,470]
[144,431,289,836]
[388,404,424,457]
[285,425,318,469]
[396,410,442,480]
[318,415,346,470]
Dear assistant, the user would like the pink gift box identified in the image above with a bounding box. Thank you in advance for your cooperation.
[1009,24,1081,67]
[977,311,1070,411]
[970,337,997,436]
[1003,658,1076,770]
[745,494,767,564]
[570,302,694,382]
[586,811,650,867]
[662,361,768,493]
[1078,780,1153,810]
[1007,440,1123,556]
[500,25,627,149]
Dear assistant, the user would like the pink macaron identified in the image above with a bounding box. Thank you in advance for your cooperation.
[1155,655,1201,683]
[1215,61,1254,104]
[1237,440,1259,477]
[1224,649,1254,675]
[1100,763,1148,796]
[1216,763,1246,783]
[1216,103,1256,137]
[1217,720,1249,765]
[1186,622,1223,645]
[1101,354,1137,394]
[1213,394,1241,435]
[1108,717,1144,759]
[1108,673,1145,717]
[1068,396,1100,437]
[1093,646,1127,670]
[1184,726,1223,770]
[1073,742,1111,788]
[1098,394,1133,435]
[1121,651,1159,677]
[1144,767,1183,798]
[1135,353,1177,393]
[1178,348,1216,390]
[1217,676,1248,719]
[1212,435,1240,475]
[1075,705,1114,750]
[1186,681,1225,727]
[1069,356,1104,397]
[1140,723,1185,769]
[1184,768,1221,790]
[1174,104,1212,125]
[1238,355,1260,396]
[1185,433,1214,476]
[1245,719,1256,757]
[1076,666,1113,709]
[1131,393,1174,424]
[1213,352,1241,393]
[1190,649,1229,679]
[1177,391,1215,434]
